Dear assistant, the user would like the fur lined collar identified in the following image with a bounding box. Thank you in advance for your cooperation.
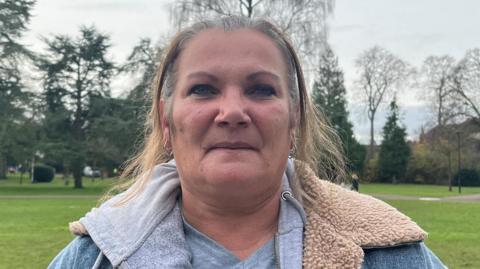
[297,162,426,269]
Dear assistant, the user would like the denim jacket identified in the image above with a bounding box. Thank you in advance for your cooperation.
[48,160,446,268]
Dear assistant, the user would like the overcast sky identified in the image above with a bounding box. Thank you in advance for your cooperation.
[23,0,480,143]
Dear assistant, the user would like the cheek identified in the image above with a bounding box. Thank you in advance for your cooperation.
[258,103,292,144]
[171,103,213,144]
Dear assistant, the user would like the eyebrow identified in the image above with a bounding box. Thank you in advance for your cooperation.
[186,72,219,82]
[186,71,280,82]
[246,71,280,82]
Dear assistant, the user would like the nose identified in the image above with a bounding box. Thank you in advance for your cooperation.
[214,88,251,128]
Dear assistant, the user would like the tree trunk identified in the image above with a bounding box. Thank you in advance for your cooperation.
[367,117,375,161]
[71,158,84,189]
[0,157,7,179]
[448,152,452,192]
[73,169,83,189]
[247,0,253,18]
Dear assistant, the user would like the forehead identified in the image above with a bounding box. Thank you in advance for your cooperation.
[176,28,288,77]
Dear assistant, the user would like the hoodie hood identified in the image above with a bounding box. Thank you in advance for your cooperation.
[73,159,303,268]
[77,160,181,266]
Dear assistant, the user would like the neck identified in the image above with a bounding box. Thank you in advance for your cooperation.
[181,186,281,260]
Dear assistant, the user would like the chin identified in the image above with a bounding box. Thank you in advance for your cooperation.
[207,163,259,181]
[201,162,269,189]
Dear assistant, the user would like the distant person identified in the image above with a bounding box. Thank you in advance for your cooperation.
[48,16,446,268]
[352,173,360,192]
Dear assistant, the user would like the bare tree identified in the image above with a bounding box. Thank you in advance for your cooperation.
[454,48,480,119]
[169,0,334,75]
[419,55,458,126]
[354,46,412,160]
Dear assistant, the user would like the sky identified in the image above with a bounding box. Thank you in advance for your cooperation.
[22,0,480,143]
[328,0,480,143]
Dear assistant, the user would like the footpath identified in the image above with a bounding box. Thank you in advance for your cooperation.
[371,193,480,202]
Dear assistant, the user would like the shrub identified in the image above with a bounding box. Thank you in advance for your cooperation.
[33,164,55,183]
[453,169,480,187]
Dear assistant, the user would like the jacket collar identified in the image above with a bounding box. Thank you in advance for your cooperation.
[295,162,426,269]
[70,160,426,269]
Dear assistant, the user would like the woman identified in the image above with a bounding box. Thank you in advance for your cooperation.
[49,16,445,269]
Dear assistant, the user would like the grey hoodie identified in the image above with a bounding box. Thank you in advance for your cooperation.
[53,159,305,268]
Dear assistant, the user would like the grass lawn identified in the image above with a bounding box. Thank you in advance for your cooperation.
[361,183,480,197]
[0,199,96,269]
[0,173,116,196]
[1,176,479,268]
[386,200,480,269]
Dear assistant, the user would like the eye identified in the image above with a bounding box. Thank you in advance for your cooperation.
[188,84,218,97]
[246,84,276,98]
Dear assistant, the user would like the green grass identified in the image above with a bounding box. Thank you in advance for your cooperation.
[361,183,480,197]
[386,200,480,269]
[1,177,479,268]
[0,199,96,269]
[0,173,116,196]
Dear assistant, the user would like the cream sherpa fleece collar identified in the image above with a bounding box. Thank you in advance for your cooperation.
[297,162,426,269]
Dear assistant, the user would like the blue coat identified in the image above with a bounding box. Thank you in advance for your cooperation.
[49,236,445,268]
[48,160,446,268]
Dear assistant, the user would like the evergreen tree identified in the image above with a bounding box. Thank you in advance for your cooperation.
[0,0,36,178]
[378,99,410,182]
[120,38,162,104]
[38,26,115,188]
[119,38,163,145]
[311,46,365,173]
[85,95,142,176]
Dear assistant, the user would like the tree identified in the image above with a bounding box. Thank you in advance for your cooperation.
[38,26,115,188]
[85,95,143,176]
[455,48,480,119]
[377,99,410,183]
[419,55,458,126]
[115,38,164,166]
[120,38,162,104]
[169,0,334,74]
[0,0,36,179]
[311,46,365,172]
[354,46,412,161]
[406,141,448,185]
[432,137,456,189]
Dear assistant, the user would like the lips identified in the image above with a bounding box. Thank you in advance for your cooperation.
[207,142,256,152]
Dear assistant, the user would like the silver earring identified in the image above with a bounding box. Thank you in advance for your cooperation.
[164,141,173,157]
[288,143,297,159]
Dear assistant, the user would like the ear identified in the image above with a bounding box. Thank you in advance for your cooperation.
[159,99,171,150]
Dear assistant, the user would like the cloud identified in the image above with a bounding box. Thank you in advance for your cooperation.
[330,24,364,33]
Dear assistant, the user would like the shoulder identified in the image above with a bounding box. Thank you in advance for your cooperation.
[363,242,447,269]
[297,164,426,247]
[48,236,112,269]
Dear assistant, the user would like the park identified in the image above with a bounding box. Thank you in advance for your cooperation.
[2,0,480,268]
[1,173,479,269]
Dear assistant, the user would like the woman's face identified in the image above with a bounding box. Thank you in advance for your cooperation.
[163,28,295,200]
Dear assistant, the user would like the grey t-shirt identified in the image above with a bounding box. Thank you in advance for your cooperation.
[183,218,277,269]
